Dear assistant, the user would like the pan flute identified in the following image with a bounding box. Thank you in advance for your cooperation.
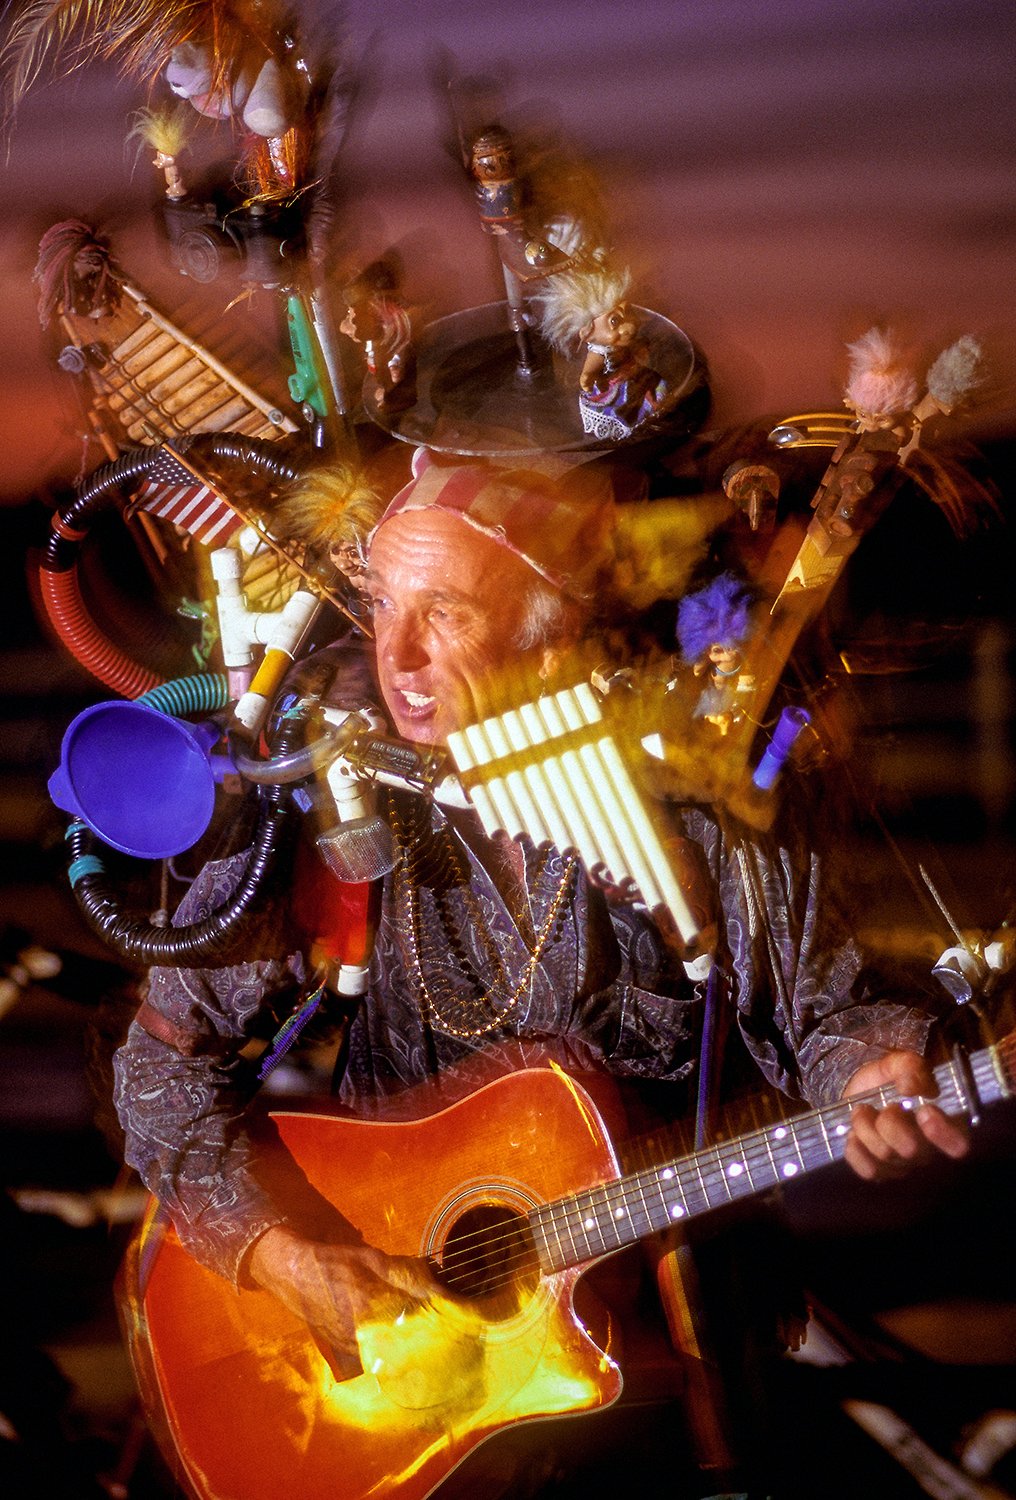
[447,681,705,958]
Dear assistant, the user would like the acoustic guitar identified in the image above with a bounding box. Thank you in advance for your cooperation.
[120,1034,1013,1500]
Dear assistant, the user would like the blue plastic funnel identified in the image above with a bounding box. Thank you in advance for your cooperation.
[48,701,220,859]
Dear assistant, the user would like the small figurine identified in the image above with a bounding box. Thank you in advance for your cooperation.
[813,329,913,533]
[468,126,526,236]
[537,264,667,442]
[813,328,984,547]
[779,327,988,600]
[675,573,757,735]
[340,261,416,415]
[127,104,193,199]
[271,462,385,601]
[32,220,123,324]
[842,327,919,435]
[461,123,574,374]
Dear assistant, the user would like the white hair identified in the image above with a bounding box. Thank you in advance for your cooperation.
[514,580,576,651]
[534,264,632,353]
[926,335,982,408]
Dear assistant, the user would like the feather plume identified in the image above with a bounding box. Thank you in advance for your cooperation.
[844,326,918,418]
[926,334,983,409]
[126,101,192,156]
[4,0,194,119]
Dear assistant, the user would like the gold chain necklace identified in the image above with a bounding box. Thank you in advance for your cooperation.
[389,796,577,1039]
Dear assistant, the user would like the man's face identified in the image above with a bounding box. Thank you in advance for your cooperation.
[365,508,548,744]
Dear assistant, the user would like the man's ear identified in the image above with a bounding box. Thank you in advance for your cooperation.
[539,642,570,682]
[537,599,584,684]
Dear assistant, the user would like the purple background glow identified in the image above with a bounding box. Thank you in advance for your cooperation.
[0,0,1013,496]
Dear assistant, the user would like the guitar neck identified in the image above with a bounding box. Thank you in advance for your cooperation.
[530,1032,1014,1274]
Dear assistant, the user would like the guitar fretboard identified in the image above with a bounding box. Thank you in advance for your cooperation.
[530,1036,1012,1273]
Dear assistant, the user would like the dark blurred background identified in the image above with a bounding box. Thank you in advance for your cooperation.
[0,0,1014,1495]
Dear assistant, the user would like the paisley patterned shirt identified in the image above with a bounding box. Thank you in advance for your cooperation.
[112,794,933,1285]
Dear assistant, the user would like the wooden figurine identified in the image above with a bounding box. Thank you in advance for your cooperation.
[468,127,526,236]
[463,123,573,374]
[340,261,417,415]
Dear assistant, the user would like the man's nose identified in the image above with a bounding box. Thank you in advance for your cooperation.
[382,614,429,672]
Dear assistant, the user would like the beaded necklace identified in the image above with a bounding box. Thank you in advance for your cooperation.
[389,795,577,1039]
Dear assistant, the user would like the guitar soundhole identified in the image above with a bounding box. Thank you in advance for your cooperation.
[433,1204,539,1317]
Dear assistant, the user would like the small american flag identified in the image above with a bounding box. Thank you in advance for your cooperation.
[134,448,244,546]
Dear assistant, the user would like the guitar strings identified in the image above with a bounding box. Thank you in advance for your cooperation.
[422,1060,982,1298]
[437,1081,919,1287]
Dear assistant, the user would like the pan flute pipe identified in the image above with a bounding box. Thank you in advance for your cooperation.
[447,681,703,955]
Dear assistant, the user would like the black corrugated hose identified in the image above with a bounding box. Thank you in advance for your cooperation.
[64,704,308,967]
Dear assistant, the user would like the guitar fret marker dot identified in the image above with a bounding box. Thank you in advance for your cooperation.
[727,1163,744,1177]
[782,1162,799,1177]
[661,1168,674,1179]
[584,1217,595,1231]
[835,1124,848,1136]
[670,1204,685,1219]
[613,1207,625,1219]
[774,1127,787,1140]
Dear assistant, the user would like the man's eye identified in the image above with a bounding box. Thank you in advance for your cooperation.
[429,603,466,627]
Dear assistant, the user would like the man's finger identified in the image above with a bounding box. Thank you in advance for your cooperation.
[846,1103,928,1182]
[916,1103,969,1158]
[848,1102,910,1161]
[843,1133,884,1180]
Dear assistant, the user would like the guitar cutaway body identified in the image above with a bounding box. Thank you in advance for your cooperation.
[122,1066,626,1500]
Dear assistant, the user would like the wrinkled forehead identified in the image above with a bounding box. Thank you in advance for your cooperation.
[366,504,542,593]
